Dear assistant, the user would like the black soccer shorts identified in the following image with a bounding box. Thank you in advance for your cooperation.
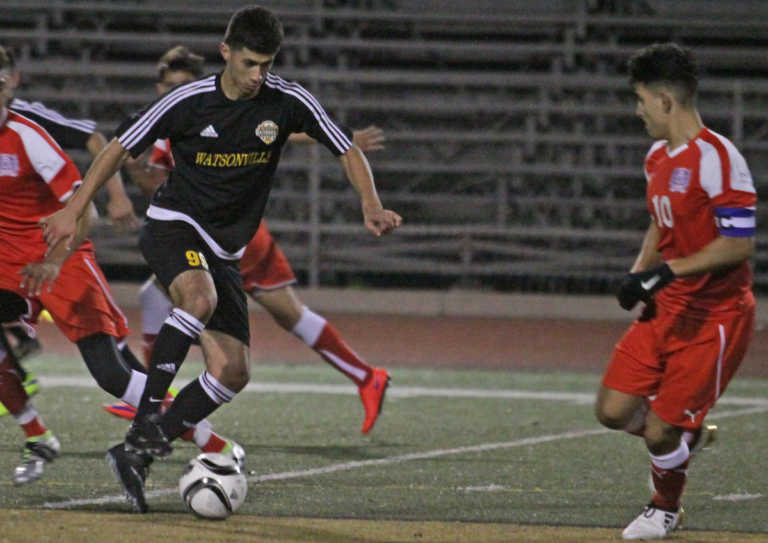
[139,219,249,346]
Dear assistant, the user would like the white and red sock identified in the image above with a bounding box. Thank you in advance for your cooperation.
[14,402,48,439]
[178,418,228,452]
[291,306,373,386]
[649,439,690,510]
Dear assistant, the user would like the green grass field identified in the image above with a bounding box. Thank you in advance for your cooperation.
[2,353,767,540]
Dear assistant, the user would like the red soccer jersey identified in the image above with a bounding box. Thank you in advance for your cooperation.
[644,127,756,316]
[0,110,85,264]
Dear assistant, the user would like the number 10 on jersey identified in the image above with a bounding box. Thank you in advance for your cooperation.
[652,195,674,228]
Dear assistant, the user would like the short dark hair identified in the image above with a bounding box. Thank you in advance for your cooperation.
[223,5,284,55]
[157,45,205,81]
[0,45,15,71]
[628,43,699,105]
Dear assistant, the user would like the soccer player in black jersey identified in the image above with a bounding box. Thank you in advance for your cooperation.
[41,5,402,513]
[106,44,391,437]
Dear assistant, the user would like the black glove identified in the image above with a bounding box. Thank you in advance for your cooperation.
[616,263,675,311]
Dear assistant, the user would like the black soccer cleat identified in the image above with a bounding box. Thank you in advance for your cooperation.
[124,413,173,457]
[106,443,153,513]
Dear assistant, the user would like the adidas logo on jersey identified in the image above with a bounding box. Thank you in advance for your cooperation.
[200,125,218,138]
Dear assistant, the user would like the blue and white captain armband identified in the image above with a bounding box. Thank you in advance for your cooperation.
[714,207,756,237]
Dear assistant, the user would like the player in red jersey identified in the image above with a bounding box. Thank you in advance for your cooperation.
[107,45,390,435]
[595,43,757,540]
[0,47,241,486]
[0,45,139,366]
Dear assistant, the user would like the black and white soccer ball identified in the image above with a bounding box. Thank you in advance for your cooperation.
[178,452,247,520]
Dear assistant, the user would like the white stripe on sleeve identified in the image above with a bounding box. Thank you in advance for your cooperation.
[118,76,216,150]
[266,73,352,153]
[7,120,66,183]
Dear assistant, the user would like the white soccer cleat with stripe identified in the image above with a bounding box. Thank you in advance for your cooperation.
[622,503,683,540]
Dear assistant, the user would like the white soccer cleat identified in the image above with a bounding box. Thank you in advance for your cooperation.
[622,503,683,540]
[13,432,61,485]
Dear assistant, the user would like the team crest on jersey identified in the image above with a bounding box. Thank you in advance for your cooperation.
[0,154,20,177]
[255,120,278,144]
[669,167,691,193]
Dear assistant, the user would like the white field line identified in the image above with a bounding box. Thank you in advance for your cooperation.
[40,400,768,511]
[37,376,768,407]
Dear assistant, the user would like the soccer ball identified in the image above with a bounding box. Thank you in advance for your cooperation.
[178,452,248,520]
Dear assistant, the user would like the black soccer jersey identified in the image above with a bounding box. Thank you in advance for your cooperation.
[9,98,95,150]
[116,72,352,259]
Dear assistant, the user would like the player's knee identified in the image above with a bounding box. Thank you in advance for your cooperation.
[226,362,250,392]
[179,290,218,323]
[595,403,631,430]
[643,421,680,454]
[209,365,249,395]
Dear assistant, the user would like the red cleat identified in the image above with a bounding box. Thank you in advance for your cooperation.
[102,401,137,420]
[102,388,178,420]
[358,368,390,434]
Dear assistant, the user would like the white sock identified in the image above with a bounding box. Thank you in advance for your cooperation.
[291,306,326,347]
[13,402,38,425]
[192,418,213,448]
[120,370,147,406]
[139,278,173,335]
[649,439,690,469]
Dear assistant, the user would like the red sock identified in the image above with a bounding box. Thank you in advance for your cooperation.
[21,418,47,439]
[313,323,372,386]
[651,459,689,510]
[200,432,228,453]
[180,429,195,442]
[0,356,29,414]
[141,333,157,366]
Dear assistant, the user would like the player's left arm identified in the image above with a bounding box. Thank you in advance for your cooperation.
[86,131,139,232]
[669,142,758,276]
[289,125,385,153]
[666,227,754,277]
[339,144,402,236]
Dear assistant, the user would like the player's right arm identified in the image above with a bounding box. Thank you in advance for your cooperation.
[616,221,671,311]
[629,221,662,273]
[40,76,200,248]
[40,138,130,251]
[21,202,98,296]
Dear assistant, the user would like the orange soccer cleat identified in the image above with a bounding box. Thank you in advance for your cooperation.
[358,368,390,435]
[102,401,138,420]
[103,387,178,420]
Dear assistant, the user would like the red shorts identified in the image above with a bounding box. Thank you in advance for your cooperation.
[0,246,130,343]
[602,300,754,430]
[239,221,296,294]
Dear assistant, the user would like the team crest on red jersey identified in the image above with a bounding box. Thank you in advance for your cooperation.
[0,154,20,177]
[255,120,278,145]
[669,167,691,193]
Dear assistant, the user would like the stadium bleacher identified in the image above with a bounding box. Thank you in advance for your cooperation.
[2,0,767,292]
